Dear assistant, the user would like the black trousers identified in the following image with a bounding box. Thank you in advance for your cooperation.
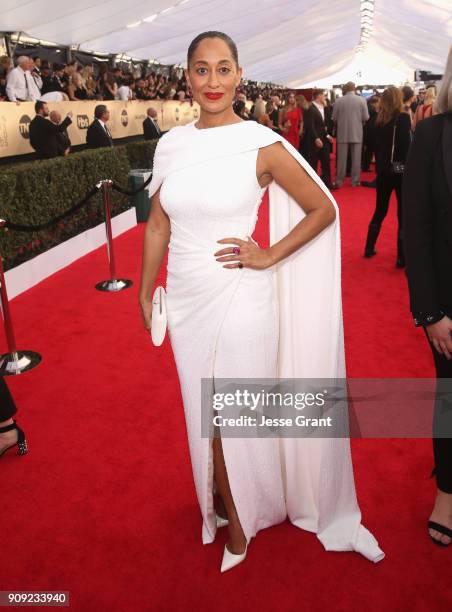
[370,171,403,231]
[423,328,452,493]
[306,142,332,189]
[362,143,375,172]
[0,378,17,422]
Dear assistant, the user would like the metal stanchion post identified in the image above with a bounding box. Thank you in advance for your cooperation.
[95,180,133,292]
[0,220,42,375]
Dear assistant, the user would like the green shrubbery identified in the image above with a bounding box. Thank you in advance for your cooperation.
[0,139,158,271]
[124,140,158,170]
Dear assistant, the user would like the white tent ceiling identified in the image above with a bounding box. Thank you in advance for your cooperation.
[2,0,451,86]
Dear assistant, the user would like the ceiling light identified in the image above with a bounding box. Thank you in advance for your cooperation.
[144,14,157,23]
[160,6,175,14]
[127,21,142,28]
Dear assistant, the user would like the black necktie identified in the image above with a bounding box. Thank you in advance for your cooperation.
[24,73,29,95]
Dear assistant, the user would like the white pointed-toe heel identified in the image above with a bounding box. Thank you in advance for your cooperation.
[216,514,229,528]
[220,541,248,572]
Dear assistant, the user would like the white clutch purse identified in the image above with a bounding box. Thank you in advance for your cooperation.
[150,285,167,346]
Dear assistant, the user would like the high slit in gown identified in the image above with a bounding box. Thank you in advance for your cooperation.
[146,119,384,563]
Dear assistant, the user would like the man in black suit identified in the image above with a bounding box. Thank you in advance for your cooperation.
[303,89,334,189]
[40,63,66,96]
[29,101,72,160]
[143,107,162,140]
[86,105,113,149]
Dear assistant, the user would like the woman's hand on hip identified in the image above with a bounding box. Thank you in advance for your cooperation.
[426,316,452,359]
[214,236,274,270]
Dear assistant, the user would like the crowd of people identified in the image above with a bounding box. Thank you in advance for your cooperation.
[250,81,437,272]
[0,55,188,102]
[0,54,285,104]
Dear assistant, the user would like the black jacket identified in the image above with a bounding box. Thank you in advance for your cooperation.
[86,119,113,149]
[29,115,72,159]
[374,111,411,175]
[304,103,332,143]
[56,129,71,155]
[403,112,452,326]
[41,75,65,95]
[143,117,161,140]
[363,110,378,150]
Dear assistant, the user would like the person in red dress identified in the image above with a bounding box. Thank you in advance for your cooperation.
[279,91,303,149]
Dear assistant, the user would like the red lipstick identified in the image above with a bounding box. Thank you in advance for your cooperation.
[204,92,224,100]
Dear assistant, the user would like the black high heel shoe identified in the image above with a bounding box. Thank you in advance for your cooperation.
[0,420,28,457]
[428,520,452,547]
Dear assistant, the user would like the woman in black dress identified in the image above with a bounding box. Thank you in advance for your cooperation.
[100,71,118,101]
[403,46,452,546]
[363,86,411,267]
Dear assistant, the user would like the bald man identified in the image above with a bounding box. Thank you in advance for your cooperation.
[50,110,71,156]
[143,107,162,140]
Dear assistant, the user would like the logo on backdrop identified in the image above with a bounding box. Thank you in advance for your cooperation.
[19,115,31,139]
[121,109,128,127]
[77,115,89,129]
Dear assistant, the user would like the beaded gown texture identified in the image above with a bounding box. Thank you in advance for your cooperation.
[146,118,384,563]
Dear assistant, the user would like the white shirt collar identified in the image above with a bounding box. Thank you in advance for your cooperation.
[313,101,325,114]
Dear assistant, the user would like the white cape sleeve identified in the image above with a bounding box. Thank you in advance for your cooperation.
[264,130,384,563]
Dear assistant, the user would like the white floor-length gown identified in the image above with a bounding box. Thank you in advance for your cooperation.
[147,119,384,563]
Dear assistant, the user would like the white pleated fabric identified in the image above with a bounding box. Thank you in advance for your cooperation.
[147,119,384,564]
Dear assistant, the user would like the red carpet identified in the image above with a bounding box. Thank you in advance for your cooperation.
[1,174,450,612]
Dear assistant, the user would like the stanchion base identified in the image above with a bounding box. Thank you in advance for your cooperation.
[95,279,133,292]
[0,351,42,376]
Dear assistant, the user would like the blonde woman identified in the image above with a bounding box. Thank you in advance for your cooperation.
[81,65,97,99]
[255,100,275,129]
[252,97,266,121]
[412,86,437,129]
[68,71,88,101]
[279,91,302,149]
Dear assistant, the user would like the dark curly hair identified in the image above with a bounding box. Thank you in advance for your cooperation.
[187,31,239,68]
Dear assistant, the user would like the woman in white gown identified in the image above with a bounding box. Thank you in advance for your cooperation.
[139,31,384,572]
